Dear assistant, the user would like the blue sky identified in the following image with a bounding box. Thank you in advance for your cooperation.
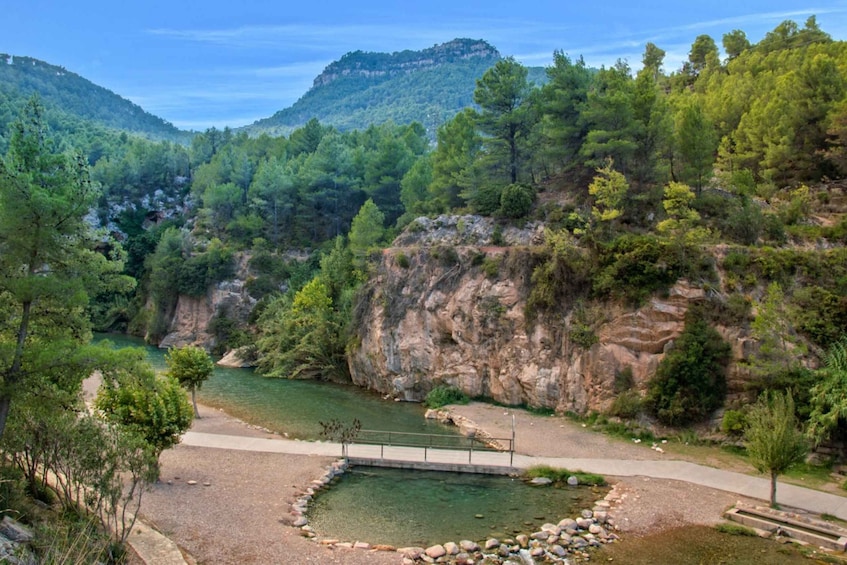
[3,1,847,131]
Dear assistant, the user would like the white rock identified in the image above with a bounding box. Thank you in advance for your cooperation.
[425,544,447,559]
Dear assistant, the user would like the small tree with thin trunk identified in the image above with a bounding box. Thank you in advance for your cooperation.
[165,346,215,418]
[745,391,808,508]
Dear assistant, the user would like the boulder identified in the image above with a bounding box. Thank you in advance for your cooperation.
[217,346,255,368]
[0,518,33,543]
[425,544,447,559]
[529,477,553,486]
[459,540,479,552]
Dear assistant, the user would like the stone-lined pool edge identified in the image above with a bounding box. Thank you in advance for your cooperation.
[289,458,625,564]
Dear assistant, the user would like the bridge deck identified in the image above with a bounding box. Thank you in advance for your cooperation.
[345,443,517,474]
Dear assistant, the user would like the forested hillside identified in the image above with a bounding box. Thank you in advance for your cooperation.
[2,16,847,450]
[244,39,546,138]
[0,54,192,145]
[7,13,847,561]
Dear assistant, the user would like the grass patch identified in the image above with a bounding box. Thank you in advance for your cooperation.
[424,385,469,409]
[524,465,606,487]
[714,522,757,536]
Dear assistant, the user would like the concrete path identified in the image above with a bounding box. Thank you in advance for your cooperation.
[182,431,847,521]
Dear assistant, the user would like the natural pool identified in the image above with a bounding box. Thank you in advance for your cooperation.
[307,467,604,547]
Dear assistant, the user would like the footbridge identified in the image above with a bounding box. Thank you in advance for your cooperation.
[345,429,517,475]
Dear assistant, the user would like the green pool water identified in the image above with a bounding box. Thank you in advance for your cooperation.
[92,334,455,439]
[307,467,604,547]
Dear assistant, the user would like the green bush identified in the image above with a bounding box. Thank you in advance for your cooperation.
[524,465,606,486]
[646,310,731,426]
[701,293,752,326]
[721,409,747,436]
[395,252,411,269]
[471,184,503,216]
[608,390,643,419]
[714,523,757,537]
[593,234,687,305]
[499,183,534,218]
[481,257,500,278]
[424,385,469,408]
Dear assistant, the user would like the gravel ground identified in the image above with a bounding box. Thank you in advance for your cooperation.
[447,402,755,535]
[135,402,753,564]
[137,406,400,565]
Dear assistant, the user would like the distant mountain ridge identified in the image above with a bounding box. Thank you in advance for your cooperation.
[313,38,501,87]
[0,54,191,143]
[244,39,545,138]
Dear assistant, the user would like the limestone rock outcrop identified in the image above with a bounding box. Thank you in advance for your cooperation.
[349,220,751,414]
[158,255,256,351]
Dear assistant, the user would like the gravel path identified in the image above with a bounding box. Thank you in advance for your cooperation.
[136,402,754,564]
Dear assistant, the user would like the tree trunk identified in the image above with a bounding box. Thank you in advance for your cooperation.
[0,395,11,442]
[0,300,33,440]
[191,388,200,418]
[770,470,778,508]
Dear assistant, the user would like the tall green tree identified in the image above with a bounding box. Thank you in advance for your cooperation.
[675,99,717,192]
[745,391,808,508]
[722,30,751,61]
[0,97,129,440]
[540,52,592,171]
[580,61,640,173]
[474,57,533,184]
[165,345,215,418]
[430,109,481,210]
[348,199,385,273]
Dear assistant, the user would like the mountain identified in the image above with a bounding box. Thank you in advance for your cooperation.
[0,54,191,143]
[244,39,547,138]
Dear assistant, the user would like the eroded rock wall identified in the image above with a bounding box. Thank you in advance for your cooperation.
[158,255,256,350]
[349,242,751,414]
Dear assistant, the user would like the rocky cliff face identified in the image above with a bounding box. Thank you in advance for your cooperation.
[349,217,754,414]
[158,255,256,351]
[312,39,500,88]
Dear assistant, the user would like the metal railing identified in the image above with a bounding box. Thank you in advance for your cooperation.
[349,429,515,466]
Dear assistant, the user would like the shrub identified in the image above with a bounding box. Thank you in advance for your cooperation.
[721,409,747,436]
[432,245,460,267]
[701,293,752,326]
[608,390,642,419]
[524,465,606,486]
[491,224,505,246]
[500,183,534,218]
[593,234,686,305]
[481,257,500,279]
[614,366,634,393]
[424,385,469,408]
[471,184,503,216]
[714,523,757,536]
[395,252,411,269]
[646,310,731,426]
